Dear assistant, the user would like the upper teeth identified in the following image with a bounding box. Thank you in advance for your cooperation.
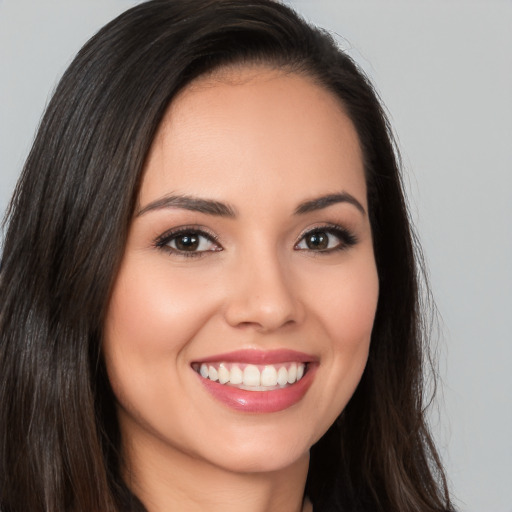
[195,362,306,389]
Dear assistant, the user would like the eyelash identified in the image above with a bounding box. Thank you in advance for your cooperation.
[154,224,358,258]
[154,227,221,259]
[294,224,358,254]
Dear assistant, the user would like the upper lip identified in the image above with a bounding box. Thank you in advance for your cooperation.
[192,349,317,365]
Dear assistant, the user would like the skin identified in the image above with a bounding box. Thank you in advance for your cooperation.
[103,67,379,512]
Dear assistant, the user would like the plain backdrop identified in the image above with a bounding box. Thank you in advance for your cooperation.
[1,1,511,511]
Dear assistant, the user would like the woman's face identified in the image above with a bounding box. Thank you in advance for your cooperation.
[104,67,379,475]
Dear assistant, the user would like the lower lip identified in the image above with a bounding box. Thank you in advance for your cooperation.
[196,365,317,413]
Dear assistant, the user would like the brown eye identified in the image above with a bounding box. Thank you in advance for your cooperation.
[305,231,329,250]
[295,226,358,253]
[157,229,221,256]
[174,233,200,251]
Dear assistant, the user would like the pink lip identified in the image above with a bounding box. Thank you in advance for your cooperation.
[192,349,316,365]
[193,350,318,413]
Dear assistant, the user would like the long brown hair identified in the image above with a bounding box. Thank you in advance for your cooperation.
[0,1,453,510]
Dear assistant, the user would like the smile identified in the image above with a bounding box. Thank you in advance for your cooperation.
[192,362,307,390]
[191,350,317,413]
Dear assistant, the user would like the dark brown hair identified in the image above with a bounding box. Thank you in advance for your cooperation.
[0,1,453,511]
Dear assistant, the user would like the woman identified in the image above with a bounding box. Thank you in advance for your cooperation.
[0,1,454,511]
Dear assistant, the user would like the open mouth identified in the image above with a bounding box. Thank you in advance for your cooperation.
[191,361,309,391]
[191,350,317,412]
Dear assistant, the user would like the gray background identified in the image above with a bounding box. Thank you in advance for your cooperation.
[1,1,511,510]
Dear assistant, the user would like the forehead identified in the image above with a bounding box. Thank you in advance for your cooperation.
[140,66,366,211]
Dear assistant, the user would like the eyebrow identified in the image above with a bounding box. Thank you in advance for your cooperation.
[137,191,366,218]
[294,193,366,216]
[137,194,237,218]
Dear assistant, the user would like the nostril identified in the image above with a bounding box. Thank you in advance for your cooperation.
[232,317,297,332]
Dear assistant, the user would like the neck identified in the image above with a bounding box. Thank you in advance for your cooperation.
[122,428,311,512]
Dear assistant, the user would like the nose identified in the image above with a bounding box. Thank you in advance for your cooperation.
[223,248,304,332]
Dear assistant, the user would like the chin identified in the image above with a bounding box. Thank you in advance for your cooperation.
[183,414,331,475]
[209,442,311,475]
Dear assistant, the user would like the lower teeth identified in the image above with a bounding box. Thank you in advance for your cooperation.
[229,383,287,391]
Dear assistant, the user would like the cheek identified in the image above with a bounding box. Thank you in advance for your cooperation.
[104,257,217,361]
[303,253,379,425]
[329,279,378,347]
[102,257,218,428]
[101,258,221,420]
[310,254,379,350]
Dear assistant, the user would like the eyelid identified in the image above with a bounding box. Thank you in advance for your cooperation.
[294,223,358,252]
[154,225,223,256]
